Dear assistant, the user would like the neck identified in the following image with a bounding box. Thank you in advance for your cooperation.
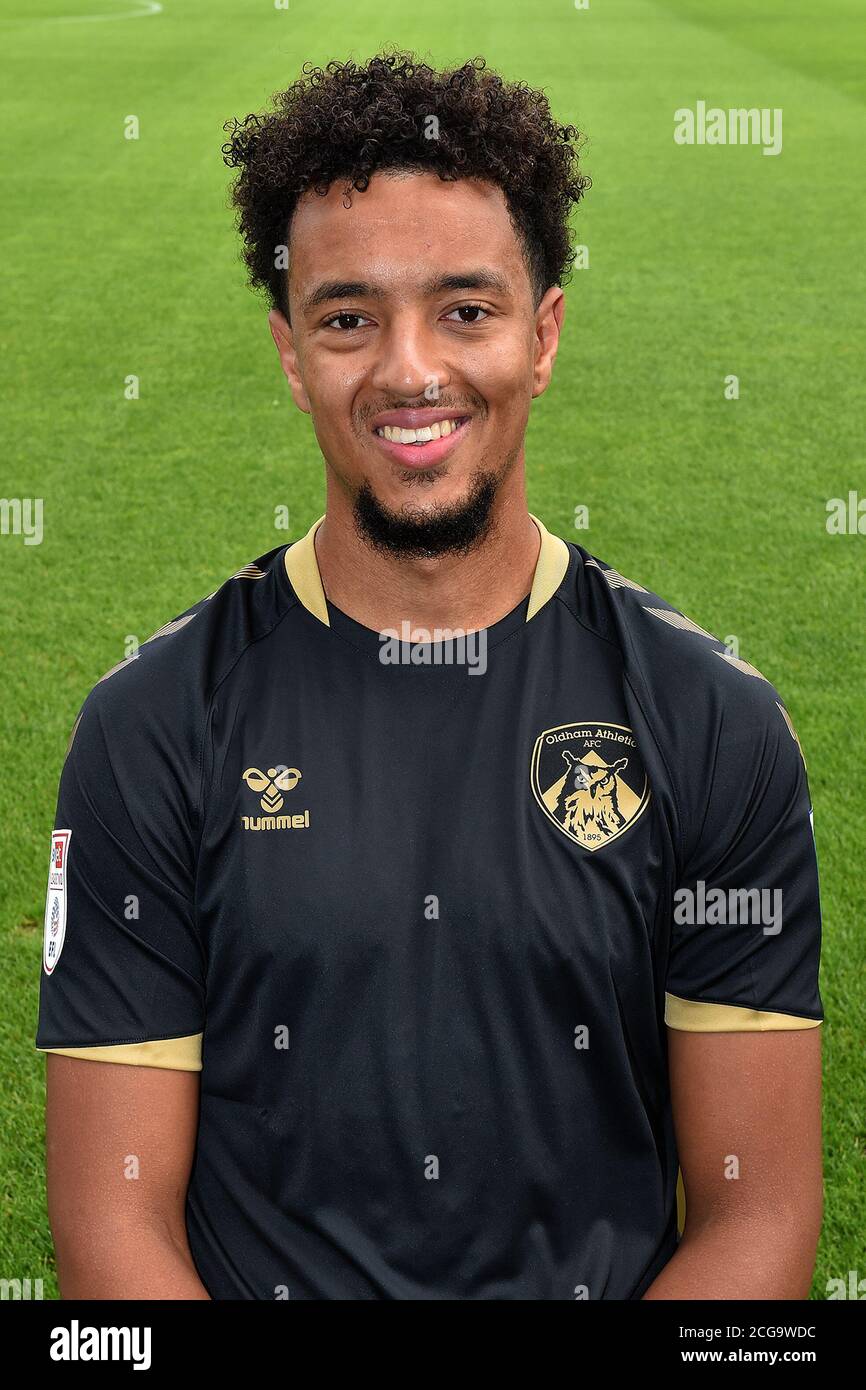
[313,479,541,638]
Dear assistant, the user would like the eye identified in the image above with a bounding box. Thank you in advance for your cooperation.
[323,311,372,331]
[444,303,490,325]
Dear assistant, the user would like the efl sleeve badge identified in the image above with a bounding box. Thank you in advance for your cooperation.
[43,829,71,975]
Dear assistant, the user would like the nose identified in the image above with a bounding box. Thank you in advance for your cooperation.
[369,312,449,401]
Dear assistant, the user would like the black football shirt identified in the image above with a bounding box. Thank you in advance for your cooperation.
[36,516,824,1300]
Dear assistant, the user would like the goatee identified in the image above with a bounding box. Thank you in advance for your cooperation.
[353,473,498,558]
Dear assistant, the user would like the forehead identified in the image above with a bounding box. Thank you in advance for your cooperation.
[288,170,528,301]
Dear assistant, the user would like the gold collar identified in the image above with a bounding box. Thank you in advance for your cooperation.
[285,513,569,628]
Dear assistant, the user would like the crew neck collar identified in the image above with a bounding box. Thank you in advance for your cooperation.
[283,513,570,633]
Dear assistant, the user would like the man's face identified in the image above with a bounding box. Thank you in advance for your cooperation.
[270,170,563,554]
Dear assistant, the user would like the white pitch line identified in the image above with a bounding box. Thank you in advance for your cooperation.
[44,1,162,22]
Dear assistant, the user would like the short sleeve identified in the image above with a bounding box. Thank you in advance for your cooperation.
[36,673,206,1070]
[665,695,824,1033]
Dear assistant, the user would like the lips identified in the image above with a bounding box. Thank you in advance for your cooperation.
[370,415,471,468]
[370,407,472,432]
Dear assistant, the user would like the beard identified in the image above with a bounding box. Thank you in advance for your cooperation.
[353,470,499,559]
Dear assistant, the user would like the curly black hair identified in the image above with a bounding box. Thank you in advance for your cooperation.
[222,51,590,318]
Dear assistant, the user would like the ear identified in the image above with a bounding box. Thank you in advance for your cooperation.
[268,308,311,415]
[562,750,576,767]
[531,286,565,399]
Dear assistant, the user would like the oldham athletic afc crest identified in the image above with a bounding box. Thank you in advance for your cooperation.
[531,722,650,851]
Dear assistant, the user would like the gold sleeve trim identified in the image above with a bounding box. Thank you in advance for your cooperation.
[526,514,570,621]
[665,994,823,1033]
[37,1033,203,1072]
[284,517,329,627]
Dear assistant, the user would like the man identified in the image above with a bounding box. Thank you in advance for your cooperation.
[37,52,823,1300]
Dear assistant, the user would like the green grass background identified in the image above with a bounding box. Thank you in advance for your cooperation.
[1,0,863,1299]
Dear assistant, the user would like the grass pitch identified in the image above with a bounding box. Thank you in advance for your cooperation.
[1,0,863,1298]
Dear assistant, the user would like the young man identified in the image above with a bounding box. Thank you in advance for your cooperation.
[37,53,823,1300]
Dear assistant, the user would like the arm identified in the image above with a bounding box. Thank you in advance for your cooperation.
[46,1054,210,1299]
[643,1027,822,1299]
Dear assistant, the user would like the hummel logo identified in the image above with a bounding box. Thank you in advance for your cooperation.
[240,765,310,832]
[242,766,302,814]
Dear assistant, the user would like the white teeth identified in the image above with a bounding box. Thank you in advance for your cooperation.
[377,418,464,443]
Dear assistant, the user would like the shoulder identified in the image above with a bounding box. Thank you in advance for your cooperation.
[65,544,296,763]
[561,540,809,856]
[567,539,798,737]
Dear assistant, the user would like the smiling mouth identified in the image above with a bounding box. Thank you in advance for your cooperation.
[373,416,470,444]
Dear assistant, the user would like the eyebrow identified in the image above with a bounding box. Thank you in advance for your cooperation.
[301,268,511,315]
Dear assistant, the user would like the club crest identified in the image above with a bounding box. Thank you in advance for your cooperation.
[530,722,650,851]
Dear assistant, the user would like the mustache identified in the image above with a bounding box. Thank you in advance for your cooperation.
[356,396,485,425]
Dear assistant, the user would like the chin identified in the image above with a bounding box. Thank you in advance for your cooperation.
[353,472,499,559]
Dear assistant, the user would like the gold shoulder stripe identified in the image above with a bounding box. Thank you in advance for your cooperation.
[144,611,199,646]
[65,710,84,758]
[94,654,136,685]
[284,517,329,626]
[776,699,807,761]
[37,1033,203,1072]
[232,563,266,580]
[665,994,822,1032]
[777,702,797,739]
[91,611,200,692]
[644,606,717,642]
[714,650,770,683]
[526,514,570,621]
[585,556,647,593]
